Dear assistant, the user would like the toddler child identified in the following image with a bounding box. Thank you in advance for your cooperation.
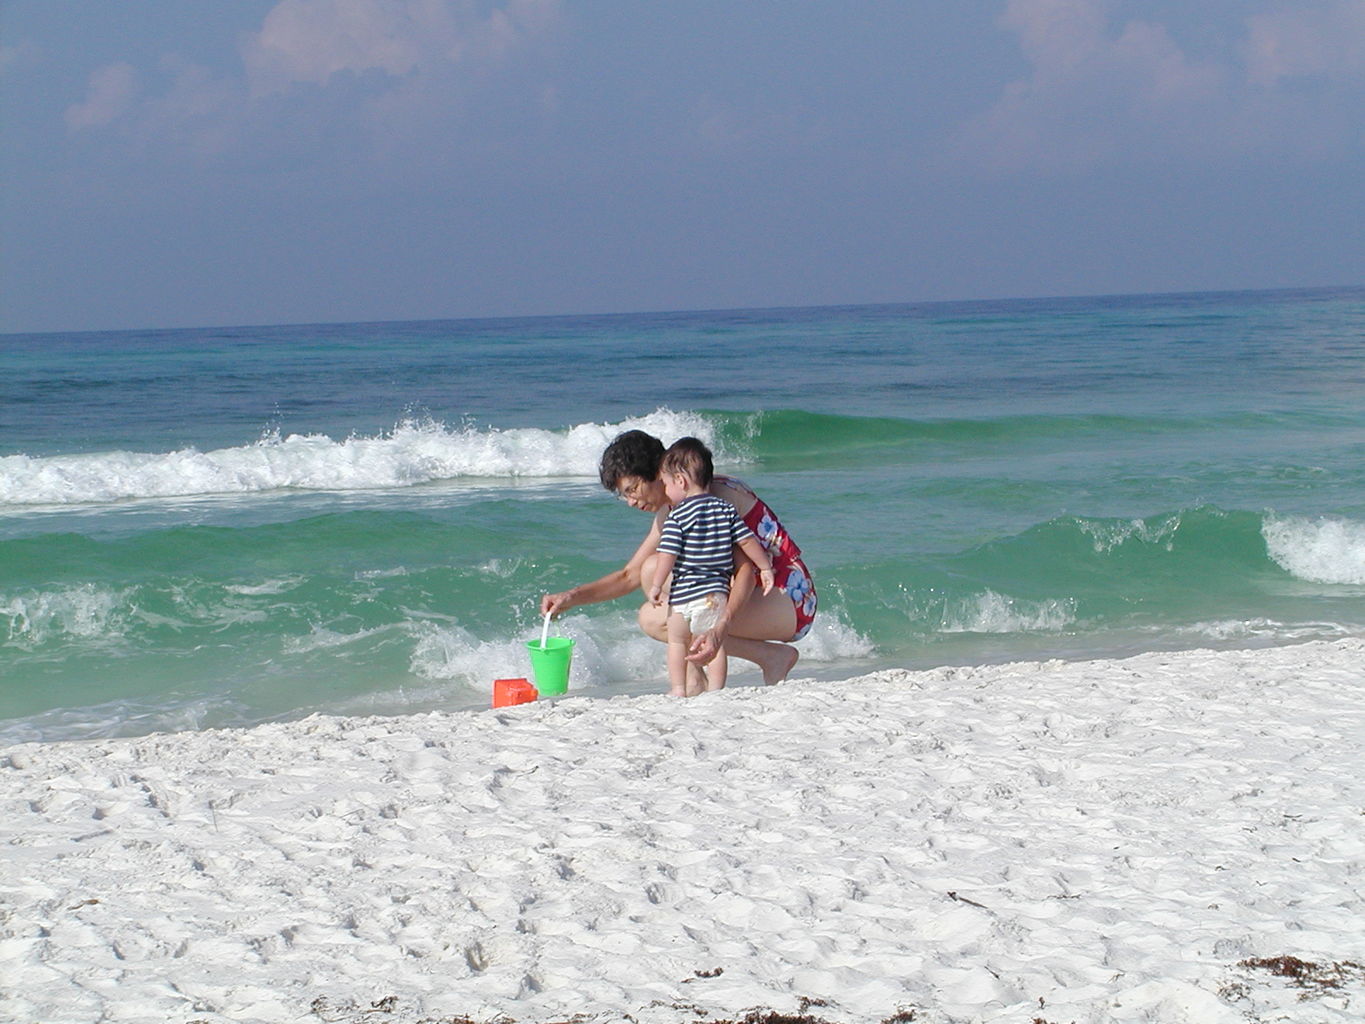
[646,437,774,696]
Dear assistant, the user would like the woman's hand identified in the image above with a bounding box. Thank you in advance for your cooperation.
[686,616,729,665]
[540,590,574,617]
[686,629,719,665]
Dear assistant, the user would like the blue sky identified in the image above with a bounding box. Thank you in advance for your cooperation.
[2,0,1363,333]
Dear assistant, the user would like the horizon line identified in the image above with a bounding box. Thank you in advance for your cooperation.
[3,282,1361,339]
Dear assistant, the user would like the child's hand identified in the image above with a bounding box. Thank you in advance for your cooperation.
[647,584,664,607]
[758,567,775,595]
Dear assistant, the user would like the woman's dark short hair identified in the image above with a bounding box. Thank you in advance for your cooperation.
[598,430,665,491]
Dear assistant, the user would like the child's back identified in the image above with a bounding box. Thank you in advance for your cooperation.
[648,438,773,696]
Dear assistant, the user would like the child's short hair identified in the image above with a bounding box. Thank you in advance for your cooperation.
[660,436,714,487]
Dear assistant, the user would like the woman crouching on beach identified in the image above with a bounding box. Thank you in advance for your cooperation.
[540,430,816,691]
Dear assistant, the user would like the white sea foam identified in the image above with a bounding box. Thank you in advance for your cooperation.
[1184,618,1356,643]
[1263,514,1365,584]
[0,691,238,746]
[790,609,876,660]
[407,614,666,701]
[0,409,717,508]
[0,584,132,647]
[224,576,306,596]
[408,606,874,696]
[1079,513,1181,552]
[282,623,399,656]
[409,621,526,685]
[939,590,1077,633]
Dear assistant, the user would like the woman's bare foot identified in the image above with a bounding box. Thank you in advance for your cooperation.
[684,662,708,697]
[758,643,799,685]
[719,636,800,685]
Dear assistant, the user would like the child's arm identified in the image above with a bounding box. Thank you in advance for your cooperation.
[736,536,775,595]
[647,551,676,606]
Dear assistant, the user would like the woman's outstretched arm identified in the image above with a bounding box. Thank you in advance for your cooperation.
[541,510,664,616]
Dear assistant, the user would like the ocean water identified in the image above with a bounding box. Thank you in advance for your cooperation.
[3,287,1364,743]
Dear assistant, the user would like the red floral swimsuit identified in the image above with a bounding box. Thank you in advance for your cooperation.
[717,476,817,641]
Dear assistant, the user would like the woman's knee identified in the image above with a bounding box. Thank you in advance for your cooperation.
[640,553,660,586]
[638,599,668,641]
[637,553,670,641]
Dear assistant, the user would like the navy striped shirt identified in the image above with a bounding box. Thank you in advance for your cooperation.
[657,494,755,605]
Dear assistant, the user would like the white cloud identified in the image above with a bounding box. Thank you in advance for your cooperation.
[952,0,1365,174]
[999,0,1108,79]
[55,0,560,173]
[135,57,244,159]
[65,63,140,130]
[63,55,244,159]
[952,0,1225,171]
[0,39,42,76]
[1244,0,1365,85]
[244,0,430,94]
[242,0,559,96]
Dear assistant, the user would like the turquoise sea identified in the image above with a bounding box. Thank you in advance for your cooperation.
[3,288,1364,743]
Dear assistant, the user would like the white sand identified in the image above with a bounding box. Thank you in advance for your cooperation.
[3,640,1364,1024]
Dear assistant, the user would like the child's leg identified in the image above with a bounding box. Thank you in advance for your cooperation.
[703,641,728,691]
[665,610,691,697]
[684,659,709,697]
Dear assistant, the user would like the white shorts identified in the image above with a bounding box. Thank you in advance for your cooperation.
[671,592,724,633]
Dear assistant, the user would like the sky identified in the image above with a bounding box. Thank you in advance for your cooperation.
[2,0,1363,333]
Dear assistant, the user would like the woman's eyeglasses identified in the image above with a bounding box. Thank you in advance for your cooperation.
[616,480,646,502]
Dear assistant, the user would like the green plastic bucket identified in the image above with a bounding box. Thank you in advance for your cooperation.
[526,637,574,696]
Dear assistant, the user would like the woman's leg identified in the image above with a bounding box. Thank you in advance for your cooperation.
[639,554,799,685]
[703,641,728,692]
[638,592,669,641]
[722,587,800,685]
